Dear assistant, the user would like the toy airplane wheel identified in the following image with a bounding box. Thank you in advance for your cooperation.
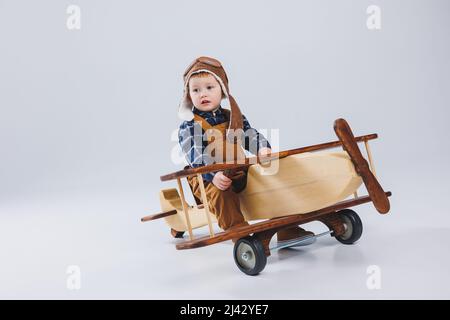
[233,236,267,276]
[335,209,363,244]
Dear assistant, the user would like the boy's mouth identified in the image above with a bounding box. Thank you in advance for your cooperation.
[201,99,210,105]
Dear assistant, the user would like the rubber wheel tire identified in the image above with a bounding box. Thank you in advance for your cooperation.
[335,209,363,244]
[233,236,267,276]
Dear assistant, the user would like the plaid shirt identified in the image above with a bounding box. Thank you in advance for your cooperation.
[178,106,271,182]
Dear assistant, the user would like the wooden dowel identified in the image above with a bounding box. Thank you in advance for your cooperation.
[141,210,177,222]
[196,174,215,238]
[177,178,194,240]
[341,144,359,200]
[364,140,377,178]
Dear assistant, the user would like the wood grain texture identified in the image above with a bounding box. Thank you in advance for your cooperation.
[141,210,177,222]
[158,188,217,232]
[334,119,390,214]
[196,173,215,237]
[158,151,363,231]
[175,191,391,250]
[238,151,363,220]
[177,178,194,240]
[160,134,378,182]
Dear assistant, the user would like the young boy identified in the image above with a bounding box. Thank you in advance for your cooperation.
[177,56,312,244]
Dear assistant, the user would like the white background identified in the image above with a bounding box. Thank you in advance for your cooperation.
[1,0,449,299]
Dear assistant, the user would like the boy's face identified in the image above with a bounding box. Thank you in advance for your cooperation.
[188,74,223,112]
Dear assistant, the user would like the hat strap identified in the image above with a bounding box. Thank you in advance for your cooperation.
[226,94,245,146]
[228,95,243,131]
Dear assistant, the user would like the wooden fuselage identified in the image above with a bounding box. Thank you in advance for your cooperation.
[160,151,362,232]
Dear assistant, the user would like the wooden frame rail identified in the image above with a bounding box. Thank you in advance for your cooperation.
[176,191,391,250]
[161,133,378,182]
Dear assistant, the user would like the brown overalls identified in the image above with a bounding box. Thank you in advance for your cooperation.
[186,109,248,230]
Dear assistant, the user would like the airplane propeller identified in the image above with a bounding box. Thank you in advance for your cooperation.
[334,118,390,214]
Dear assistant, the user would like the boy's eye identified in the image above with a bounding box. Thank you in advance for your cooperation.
[207,86,214,90]
[193,89,198,92]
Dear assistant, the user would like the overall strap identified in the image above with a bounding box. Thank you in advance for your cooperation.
[193,108,231,132]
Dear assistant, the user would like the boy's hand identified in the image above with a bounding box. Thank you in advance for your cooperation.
[212,171,232,191]
[258,147,272,157]
[258,147,272,165]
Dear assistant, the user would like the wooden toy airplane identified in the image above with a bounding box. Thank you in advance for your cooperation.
[142,118,392,275]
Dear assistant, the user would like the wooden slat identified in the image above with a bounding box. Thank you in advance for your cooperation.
[340,142,359,200]
[161,134,378,182]
[196,174,215,237]
[175,191,392,250]
[364,140,377,178]
[177,178,194,240]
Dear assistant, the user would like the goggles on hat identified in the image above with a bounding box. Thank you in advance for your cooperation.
[183,56,223,78]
